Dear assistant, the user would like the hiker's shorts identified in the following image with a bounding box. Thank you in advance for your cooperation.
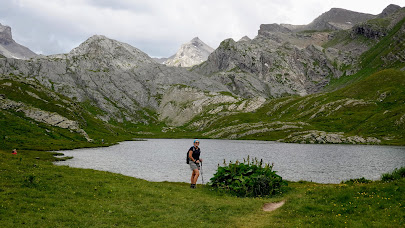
[189,162,200,171]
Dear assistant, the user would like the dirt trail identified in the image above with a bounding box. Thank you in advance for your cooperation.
[262,200,285,212]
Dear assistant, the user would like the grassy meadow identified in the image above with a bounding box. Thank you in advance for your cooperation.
[0,149,403,227]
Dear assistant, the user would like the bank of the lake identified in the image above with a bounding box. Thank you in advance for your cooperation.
[55,139,405,184]
[0,149,404,227]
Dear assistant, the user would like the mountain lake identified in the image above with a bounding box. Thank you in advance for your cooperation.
[55,139,405,184]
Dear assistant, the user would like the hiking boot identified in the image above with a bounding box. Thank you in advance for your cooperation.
[190,184,196,189]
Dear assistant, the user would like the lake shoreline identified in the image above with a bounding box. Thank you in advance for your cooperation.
[54,139,405,184]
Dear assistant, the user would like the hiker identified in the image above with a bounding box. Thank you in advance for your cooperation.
[12,149,17,155]
[188,139,203,189]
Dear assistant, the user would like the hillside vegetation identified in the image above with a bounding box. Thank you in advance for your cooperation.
[0,77,136,150]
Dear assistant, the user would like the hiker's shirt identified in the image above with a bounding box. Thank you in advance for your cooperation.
[189,146,201,162]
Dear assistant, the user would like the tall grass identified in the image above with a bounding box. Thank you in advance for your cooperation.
[382,167,405,182]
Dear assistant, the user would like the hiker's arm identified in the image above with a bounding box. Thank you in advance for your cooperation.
[188,151,196,162]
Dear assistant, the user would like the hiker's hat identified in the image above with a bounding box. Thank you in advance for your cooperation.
[194,139,200,143]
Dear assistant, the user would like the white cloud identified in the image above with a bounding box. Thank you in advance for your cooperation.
[1,0,403,57]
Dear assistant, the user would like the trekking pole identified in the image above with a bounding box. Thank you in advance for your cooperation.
[200,162,204,185]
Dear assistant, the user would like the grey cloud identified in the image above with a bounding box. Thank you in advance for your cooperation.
[85,0,153,12]
[1,0,402,58]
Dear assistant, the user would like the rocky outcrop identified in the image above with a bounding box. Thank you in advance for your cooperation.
[258,24,291,36]
[0,24,13,45]
[201,121,309,139]
[164,37,214,67]
[281,130,381,144]
[0,97,92,141]
[0,23,37,59]
[351,24,387,39]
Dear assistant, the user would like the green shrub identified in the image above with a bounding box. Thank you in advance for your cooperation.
[342,177,371,184]
[209,156,286,197]
[381,167,405,182]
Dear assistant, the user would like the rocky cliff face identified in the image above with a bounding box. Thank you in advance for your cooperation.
[0,23,37,59]
[163,37,214,67]
[0,24,13,45]
[193,26,354,98]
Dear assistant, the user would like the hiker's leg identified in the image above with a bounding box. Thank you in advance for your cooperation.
[191,171,195,184]
[193,169,200,184]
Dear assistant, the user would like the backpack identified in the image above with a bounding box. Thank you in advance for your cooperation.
[186,147,195,164]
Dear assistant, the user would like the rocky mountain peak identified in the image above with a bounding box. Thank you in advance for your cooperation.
[298,7,376,31]
[68,34,153,64]
[328,8,346,13]
[70,35,118,55]
[0,23,13,45]
[238,36,251,42]
[163,37,214,67]
[190,37,207,48]
[191,36,202,43]
[378,4,401,18]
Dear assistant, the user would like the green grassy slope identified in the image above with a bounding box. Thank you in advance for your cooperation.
[0,77,137,150]
[324,14,405,91]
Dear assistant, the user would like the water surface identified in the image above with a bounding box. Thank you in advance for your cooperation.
[55,139,405,183]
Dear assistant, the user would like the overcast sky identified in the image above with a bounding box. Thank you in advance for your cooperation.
[0,0,403,57]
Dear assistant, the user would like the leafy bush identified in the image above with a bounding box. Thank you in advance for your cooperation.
[342,177,371,184]
[209,156,286,197]
[381,167,405,182]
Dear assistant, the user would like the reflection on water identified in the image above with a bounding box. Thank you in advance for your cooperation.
[55,139,405,183]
